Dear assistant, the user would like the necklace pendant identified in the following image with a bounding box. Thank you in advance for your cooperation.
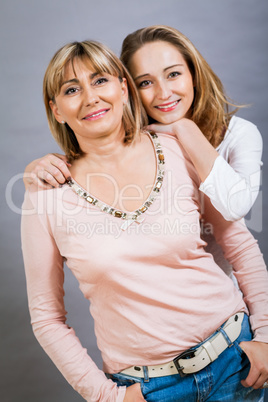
[120,216,145,231]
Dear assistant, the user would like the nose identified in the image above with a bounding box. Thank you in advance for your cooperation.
[156,81,172,100]
[83,85,100,106]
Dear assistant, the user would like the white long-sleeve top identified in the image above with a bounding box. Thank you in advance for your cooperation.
[199,116,263,221]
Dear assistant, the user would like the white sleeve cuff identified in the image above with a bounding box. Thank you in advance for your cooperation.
[199,156,257,221]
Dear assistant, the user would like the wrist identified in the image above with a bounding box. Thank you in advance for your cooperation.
[173,119,198,139]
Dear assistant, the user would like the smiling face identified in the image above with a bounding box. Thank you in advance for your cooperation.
[50,57,128,146]
[129,41,194,124]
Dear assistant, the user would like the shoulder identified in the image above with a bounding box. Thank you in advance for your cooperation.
[153,132,184,154]
[22,184,77,214]
[218,116,263,151]
[226,116,262,142]
[154,132,201,186]
[154,132,191,163]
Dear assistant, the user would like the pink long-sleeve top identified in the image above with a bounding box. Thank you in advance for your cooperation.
[21,133,268,402]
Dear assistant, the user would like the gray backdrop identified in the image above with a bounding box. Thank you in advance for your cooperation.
[1,0,267,401]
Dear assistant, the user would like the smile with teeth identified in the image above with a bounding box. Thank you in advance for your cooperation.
[83,109,109,120]
[155,100,180,110]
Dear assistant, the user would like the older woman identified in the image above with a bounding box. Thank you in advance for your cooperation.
[21,40,268,402]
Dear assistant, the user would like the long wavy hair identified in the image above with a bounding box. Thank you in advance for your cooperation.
[121,25,243,147]
[44,40,147,161]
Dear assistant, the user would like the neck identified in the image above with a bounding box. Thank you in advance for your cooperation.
[74,127,140,169]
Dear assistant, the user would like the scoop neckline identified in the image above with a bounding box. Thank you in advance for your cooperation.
[67,131,165,229]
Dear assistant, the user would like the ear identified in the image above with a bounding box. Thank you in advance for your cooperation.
[121,77,128,104]
[49,100,64,123]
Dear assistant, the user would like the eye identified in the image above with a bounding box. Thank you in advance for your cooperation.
[168,71,181,79]
[138,79,152,88]
[94,77,109,85]
[64,87,79,95]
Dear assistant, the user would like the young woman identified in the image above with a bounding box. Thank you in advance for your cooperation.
[120,25,264,278]
[21,40,268,402]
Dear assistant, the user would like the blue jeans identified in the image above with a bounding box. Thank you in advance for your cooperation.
[107,314,264,401]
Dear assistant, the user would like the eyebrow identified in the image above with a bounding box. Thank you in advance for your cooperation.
[134,64,184,81]
[61,72,99,86]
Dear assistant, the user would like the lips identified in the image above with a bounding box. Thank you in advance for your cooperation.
[83,109,109,120]
[155,100,180,111]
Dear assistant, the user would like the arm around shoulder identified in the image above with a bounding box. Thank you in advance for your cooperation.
[23,153,71,190]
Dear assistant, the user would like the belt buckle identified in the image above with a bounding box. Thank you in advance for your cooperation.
[173,349,196,377]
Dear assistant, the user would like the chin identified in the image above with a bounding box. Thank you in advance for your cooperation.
[157,116,178,125]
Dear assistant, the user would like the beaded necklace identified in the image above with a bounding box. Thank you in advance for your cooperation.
[67,132,165,230]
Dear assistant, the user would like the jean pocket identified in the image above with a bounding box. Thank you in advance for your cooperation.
[234,340,246,356]
[107,372,141,388]
[233,314,252,355]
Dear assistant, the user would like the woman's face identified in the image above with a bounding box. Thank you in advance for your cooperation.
[50,58,128,143]
[129,41,194,124]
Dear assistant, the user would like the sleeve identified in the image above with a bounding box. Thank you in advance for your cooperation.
[21,188,126,402]
[199,122,263,221]
[202,195,268,343]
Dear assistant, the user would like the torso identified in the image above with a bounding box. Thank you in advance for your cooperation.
[69,132,157,212]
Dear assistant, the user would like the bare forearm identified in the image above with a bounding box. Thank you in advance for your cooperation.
[173,120,219,182]
[148,119,218,182]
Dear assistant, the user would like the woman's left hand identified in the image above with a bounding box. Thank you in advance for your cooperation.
[145,118,196,139]
[146,122,178,138]
[239,341,268,389]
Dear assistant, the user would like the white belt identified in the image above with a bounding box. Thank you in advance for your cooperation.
[119,312,244,378]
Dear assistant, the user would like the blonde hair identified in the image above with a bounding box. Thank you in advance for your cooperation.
[121,25,243,147]
[44,40,147,161]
